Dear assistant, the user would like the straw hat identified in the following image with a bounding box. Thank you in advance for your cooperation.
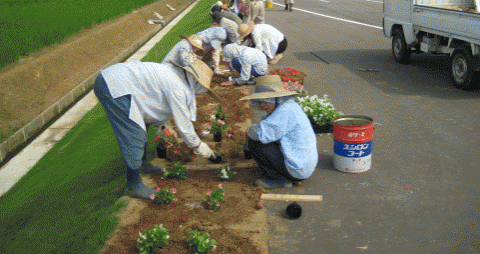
[170,59,220,101]
[237,21,254,39]
[240,75,299,101]
[180,34,204,50]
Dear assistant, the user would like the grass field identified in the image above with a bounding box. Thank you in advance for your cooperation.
[0,0,158,69]
[0,0,217,252]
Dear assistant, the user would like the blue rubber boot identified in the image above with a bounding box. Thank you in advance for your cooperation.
[124,169,156,200]
[141,142,166,174]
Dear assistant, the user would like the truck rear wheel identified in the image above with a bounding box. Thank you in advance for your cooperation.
[450,46,476,90]
[392,30,411,64]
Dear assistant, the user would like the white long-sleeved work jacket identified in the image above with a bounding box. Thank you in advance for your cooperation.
[244,24,284,59]
[101,61,207,147]
[161,39,196,67]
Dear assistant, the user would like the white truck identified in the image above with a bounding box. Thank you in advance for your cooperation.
[383,0,480,89]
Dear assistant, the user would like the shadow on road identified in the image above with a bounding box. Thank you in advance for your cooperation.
[308,49,480,99]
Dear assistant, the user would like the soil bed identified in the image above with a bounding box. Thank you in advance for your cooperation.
[101,82,269,253]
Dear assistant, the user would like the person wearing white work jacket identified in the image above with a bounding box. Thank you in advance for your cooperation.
[162,34,204,67]
[238,22,288,64]
[94,59,219,200]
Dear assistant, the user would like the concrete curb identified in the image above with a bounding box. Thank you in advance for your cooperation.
[0,0,202,196]
[0,0,197,165]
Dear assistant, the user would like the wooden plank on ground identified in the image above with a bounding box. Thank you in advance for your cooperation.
[261,194,323,202]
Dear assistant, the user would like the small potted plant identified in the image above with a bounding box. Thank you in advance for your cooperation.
[205,120,231,142]
[215,105,227,120]
[151,127,176,159]
[152,136,169,158]
[137,224,170,254]
[162,161,188,180]
[295,94,341,134]
[187,229,217,254]
[203,184,225,211]
[217,165,237,181]
[237,141,252,159]
[150,187,178,204]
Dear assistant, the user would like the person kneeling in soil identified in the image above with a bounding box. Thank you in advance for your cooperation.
[220,43,267,86]
[196,26,227,74]
[94,59,220,200]
[161,34,204,67]
[240,75,318,188]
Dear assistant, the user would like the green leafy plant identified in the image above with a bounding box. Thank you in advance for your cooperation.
[187,229,217,253]
[162,161,188,180]
[137,224,170,254]
[295,94,341,126]
[217,166,236,181]
[215,105,227,120]
[150,187,178,204]
[204,120,231,135]
[203,184,226,211]
[151,135,172,148]
[237,141,249,152]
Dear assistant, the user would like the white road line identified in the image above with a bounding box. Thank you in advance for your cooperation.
[319,0,330,2]
[366,0,383,4]
[272,2,382,30]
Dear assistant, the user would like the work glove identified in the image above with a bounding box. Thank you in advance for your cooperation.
[194,141,215,159]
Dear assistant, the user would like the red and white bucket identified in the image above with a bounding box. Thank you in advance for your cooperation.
[333,115,374,173]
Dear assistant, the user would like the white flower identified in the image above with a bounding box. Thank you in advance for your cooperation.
[166,235,170,239]
[210,115,216,120]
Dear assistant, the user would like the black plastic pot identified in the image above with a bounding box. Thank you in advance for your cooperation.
[213,132,222,142]
[286,202,302,219]
[156,143,167,158]
[244,149,252,159]
[208,152,222,164]
[307,115,333,134]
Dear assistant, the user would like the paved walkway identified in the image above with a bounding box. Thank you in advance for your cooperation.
[0,0,201,197]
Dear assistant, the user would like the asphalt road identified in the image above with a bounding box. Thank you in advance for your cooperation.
[261,1,480,253]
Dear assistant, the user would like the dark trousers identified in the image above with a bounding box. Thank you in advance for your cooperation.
[231,58,262,77]
[276,37,288,55]
[247,137,302,181]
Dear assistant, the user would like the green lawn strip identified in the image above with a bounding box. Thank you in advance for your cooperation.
[0,0,217,253]
[0,0,158,69]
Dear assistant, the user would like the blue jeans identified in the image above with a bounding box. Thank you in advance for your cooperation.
[247,137,302,181]
[93,73,148,171]
[231,58,262,77]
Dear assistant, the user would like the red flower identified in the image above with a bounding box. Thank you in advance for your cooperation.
[173,198,178,202]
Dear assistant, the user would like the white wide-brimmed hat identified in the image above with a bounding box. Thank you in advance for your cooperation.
[180,34,204,50]
[171,59,220,101]
[240,75,299,101]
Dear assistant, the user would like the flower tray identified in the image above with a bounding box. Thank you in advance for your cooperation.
[307,115,333,134]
